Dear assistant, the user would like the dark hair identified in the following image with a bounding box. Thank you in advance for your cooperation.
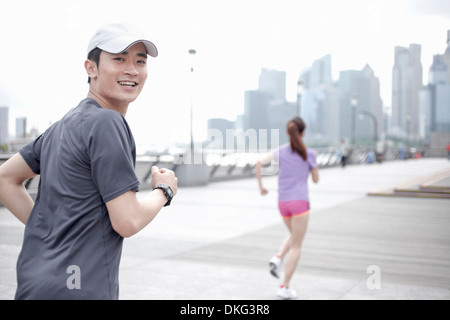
[287,116,307,161]
[87,48,102,84]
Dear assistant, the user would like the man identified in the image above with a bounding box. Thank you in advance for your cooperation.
[0,23,178,299]
[339,138,349,168]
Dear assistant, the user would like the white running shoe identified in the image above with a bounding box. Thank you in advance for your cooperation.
[277,286,298,300]
[269,256,282,278]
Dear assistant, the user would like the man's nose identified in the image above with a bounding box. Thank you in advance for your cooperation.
[124,62,138,76]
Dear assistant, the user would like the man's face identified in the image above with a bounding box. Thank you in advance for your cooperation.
[89,42,148,108]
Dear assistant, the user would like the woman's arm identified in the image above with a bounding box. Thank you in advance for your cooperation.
[0,153,37,224]
[255,152,274,196]
[311,167,319,183]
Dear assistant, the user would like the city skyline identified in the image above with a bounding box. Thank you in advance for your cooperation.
[0,0,449,151]
[0,39,446,150]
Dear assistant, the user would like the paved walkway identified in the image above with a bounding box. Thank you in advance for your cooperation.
[1,158,449,300]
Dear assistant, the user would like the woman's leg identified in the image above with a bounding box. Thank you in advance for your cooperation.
[281,213,309,287]
[277,233,292,259]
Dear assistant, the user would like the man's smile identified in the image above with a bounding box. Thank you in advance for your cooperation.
[118,80,138,87]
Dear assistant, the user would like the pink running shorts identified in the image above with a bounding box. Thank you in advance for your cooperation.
[278,200,310,219]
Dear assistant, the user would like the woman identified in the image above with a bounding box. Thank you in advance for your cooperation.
[255,116,319,299]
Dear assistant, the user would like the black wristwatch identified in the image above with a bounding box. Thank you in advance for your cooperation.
[153,184,174,207]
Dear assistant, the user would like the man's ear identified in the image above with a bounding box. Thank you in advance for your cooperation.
[84,59,98,81]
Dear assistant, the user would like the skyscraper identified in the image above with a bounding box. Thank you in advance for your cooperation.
[243,68,294,149]
[16,117,27,138]
[391,44,423,140]
[442,30,450,82]
[0,106,9,145]
[258,68,286,102]
[420,30,450,143]
[338,65,383,144]
[243,90,271,133]
[298,54,339,144]
[309,54,333,88]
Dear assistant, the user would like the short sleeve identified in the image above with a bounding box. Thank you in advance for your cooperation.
[19,133,44,174]
[272,147,280,162]
[87,112,140,203]
[307,149,317,170]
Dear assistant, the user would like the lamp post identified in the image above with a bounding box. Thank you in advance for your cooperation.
[424,118,429,146]
[406,113,411,158]
[350,93,358,145]
[188,49,196,158]
[296,80,303,117]
[176,48,208,186]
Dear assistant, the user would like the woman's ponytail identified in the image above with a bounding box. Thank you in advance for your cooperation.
[287,117,307,161]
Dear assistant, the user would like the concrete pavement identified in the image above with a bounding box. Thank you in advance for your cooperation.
[1,158,449,300]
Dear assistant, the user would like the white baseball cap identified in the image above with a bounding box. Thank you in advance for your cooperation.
[87,23,158,57]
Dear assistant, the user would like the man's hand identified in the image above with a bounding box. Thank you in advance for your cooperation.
[150,166,178,196]
[0,153,36,224]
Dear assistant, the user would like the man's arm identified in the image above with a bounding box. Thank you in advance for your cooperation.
[106,166,178,238]
[0,153,37,224]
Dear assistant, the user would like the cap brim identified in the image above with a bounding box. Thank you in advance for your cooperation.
[98,36,158,57]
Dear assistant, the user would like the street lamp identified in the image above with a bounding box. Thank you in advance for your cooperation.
[296,80,303,117]
[188,49,196,157]
[350,93,358,145]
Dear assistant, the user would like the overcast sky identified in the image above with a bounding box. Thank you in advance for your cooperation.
[0,0,449,151]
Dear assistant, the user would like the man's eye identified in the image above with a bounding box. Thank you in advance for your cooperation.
[137,60,147,65]
[114,57,125,61]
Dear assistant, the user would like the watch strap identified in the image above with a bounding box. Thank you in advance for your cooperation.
[153,184,173,207]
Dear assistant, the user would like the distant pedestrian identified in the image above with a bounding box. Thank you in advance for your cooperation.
[339,138,349,168]
[366,150,375,164]
[446,143,450,161]
[0,23,177,300]
[376,141,384,163]
[398,142,405,160]
[255,116,319,299]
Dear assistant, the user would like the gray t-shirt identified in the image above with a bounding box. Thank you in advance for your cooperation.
[16,98,140,299]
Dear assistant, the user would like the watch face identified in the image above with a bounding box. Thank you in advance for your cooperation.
[166,186,173,198]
